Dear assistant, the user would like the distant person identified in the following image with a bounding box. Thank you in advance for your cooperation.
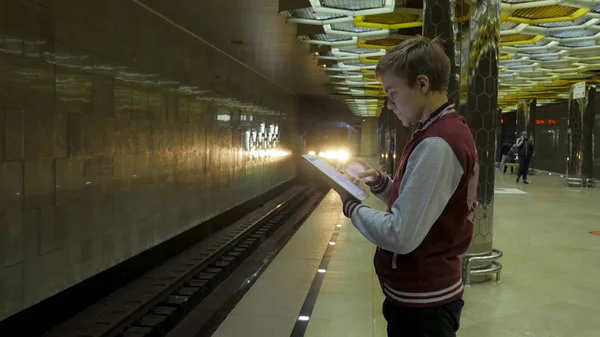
[516,131,534,184]
[503,143,517,174]
[499,141,512,172]
[341,36,479,337]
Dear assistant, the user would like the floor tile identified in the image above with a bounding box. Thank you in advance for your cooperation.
[461,301,600,337]
[318,270,372,301]
[211,313,296,337]
[310,292,373,321]
[305,317,373,337]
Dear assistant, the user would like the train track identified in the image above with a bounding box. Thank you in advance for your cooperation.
[41,184,325,337]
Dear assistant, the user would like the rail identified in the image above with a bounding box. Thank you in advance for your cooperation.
[462,248,503,286]
[563,175,596,188]
[44,185,320,337]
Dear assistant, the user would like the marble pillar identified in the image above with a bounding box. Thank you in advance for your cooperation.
[386,109,395,174]
[583,86,595,183]
[422,0,460,104]
[423,0,501,282]
[567,83,595,187]
[527,99,537,142]
[592,86,600,181]
[516,99,529,135]
[527,99,537,173]
[378,101,395,173]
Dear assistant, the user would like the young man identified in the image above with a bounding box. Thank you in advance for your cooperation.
[516,131,534,184]
[342,37,480,337]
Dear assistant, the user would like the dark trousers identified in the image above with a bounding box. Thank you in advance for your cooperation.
[383,299,464,337]
[518,156,531,181]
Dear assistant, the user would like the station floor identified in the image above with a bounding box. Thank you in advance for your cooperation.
[211,172,600,337]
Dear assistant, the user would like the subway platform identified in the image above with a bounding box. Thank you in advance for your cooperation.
[209,173,600,337]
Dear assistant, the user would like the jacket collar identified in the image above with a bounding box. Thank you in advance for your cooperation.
[415,99,456,132]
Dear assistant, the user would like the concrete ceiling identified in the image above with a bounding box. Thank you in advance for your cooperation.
[138,0,333,96]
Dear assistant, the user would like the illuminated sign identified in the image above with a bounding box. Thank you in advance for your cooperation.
[535,119,556,125]
[500,119,556,125]
[217,113,230,121]
[243,123,281,155]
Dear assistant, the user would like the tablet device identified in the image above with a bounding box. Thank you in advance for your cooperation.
[302,154,370,202]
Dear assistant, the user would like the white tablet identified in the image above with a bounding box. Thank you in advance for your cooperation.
[302,154,370,202]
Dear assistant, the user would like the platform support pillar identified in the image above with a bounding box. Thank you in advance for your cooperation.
[566,83,596,187]
[423,0,502,284]
[516,99,528,135]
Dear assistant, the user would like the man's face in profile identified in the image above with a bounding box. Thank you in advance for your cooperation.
[381,72,427,128]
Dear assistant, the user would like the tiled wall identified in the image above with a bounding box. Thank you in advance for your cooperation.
[0,0,299,318]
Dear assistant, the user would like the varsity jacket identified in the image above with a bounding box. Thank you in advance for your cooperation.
[343,100,479,308]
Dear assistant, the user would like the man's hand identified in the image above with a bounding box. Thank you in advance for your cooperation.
[352,168,380,185]
[342,158,380,185]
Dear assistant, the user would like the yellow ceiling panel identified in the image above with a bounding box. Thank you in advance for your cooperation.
[362,13,419,25]
[512,6,578,19]
[499,53,516,60]
[359,56,382,63]
[505,7,589,24]
[501,35,544,46]
[501,34,534,42]
[355,15,422,29]
[357,38,403,50]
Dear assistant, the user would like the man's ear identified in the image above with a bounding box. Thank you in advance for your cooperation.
[416,74,430,94]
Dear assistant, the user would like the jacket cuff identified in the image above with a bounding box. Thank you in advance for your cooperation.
[343,199,367,218]
[365,171,388,194]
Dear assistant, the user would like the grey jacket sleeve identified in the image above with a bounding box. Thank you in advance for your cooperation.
[349,137,464,254]
[365,172,393,205]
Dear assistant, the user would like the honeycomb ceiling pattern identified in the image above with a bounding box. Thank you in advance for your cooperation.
[499,0,600,112]
[280,0,600,116]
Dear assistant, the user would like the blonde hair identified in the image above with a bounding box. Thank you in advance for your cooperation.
[375,36,451,92]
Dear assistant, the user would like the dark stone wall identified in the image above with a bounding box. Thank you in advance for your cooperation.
[0,0,301,318]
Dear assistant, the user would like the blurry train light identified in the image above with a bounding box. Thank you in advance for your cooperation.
[249,148,290,158]
[267,149,290,157]
[315,148,350,162]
